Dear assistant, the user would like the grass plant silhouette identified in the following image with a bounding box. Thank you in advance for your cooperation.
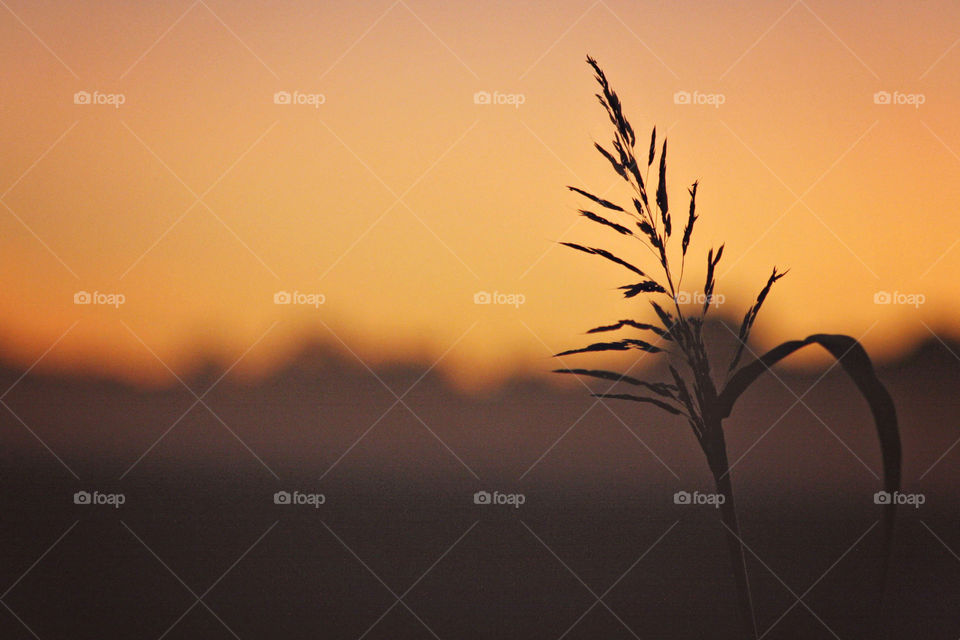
[555,55,901,637]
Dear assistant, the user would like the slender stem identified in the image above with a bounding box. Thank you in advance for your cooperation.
[677,248,687,292]
[663,257,684,323]
[706,425,756,639]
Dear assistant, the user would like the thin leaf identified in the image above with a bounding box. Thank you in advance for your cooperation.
[579,210,632,235]
[637,220,657,243]
[553,369,677,398]
[586,319,670,340]
[668,365,692,408]
[703,244,724,314]
[559,242,647,277]
[589,247,647,276]
[718,333,901,584]
[638,381,678,399]
[626,158,646,196]
[649,301,674,331]
[656,140,670,236]
[554,338,662,357]
[651,300,685,347]
[728,266,788,371]
[682,181,698,257]
[647,127,656,166]
[595,143,627,180]
[621,338,664,353]
[554,341,631,357]
[552,368,644,385]
[591,393,683,415]
[668,364,700,432]
[568,186,624,212]
[650,229,665,254]
[619,280,667,298]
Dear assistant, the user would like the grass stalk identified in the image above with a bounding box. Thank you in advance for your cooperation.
[556,56,901,638]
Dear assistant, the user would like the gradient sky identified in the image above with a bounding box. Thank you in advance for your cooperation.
[1,0,958,387]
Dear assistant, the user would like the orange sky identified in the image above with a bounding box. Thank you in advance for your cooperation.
[0,0,958,388]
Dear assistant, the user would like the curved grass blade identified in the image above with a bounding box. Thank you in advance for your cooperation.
[553,368,644,385]
[579,210,632,235]
[595,143,627,180]
[554,341,631,357]
[586,319,671,340]
[555,338,664,358]
[703,244,724,314]
[647,127,656,166]
[649,301,676,335]
[682,181,698,257]
[637,220,657,244]
[560,242,647,276]
[619,280,667,298]
[553,368,677,398]
[728,267,788,372]
[718,333,901,587]
[656,139,670,236]
[591,393,683,415]
[568,186,624,212]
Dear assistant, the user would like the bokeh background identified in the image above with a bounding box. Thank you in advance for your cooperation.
[1,1,959,638]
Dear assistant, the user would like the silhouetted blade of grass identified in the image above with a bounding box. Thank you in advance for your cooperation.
[656,140,670,236]
[682,181,698,257]
[553,368,645,386]
[586,319,671,339]
[619,281,667,298]
[579,209,633,235]
[554,369,677,398]
[649,301,676,335]
[728,266,788,372]
[590,393,683,415]
[718,333,901,522]
[568,186,624,211]
[703,244,724,314]
[647,127,656,167]
[555,338,663,358]
[595,143,627,180]
[560,242,647,276]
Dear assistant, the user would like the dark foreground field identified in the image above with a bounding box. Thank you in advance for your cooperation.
[1,329,958,639]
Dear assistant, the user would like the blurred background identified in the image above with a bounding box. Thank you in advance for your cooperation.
[0,1,958,638]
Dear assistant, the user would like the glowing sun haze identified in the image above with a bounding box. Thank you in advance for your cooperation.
[1,0,958,387]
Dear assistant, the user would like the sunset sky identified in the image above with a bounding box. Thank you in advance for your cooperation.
[1,0,958,387]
